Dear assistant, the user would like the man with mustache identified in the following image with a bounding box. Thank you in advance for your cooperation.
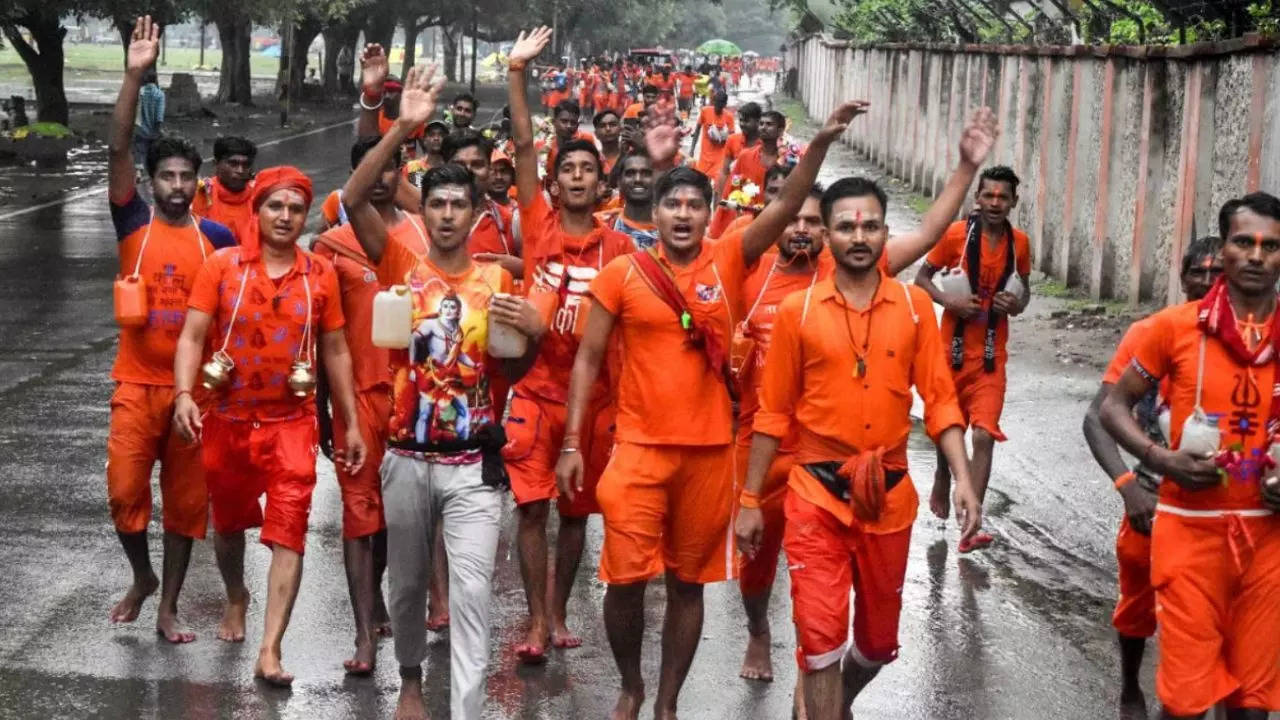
[192,136,257,243]
[104,15,236,645]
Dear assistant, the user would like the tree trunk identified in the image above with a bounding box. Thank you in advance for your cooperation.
[401,16,420,78]
[321,26,342,94]
[287,21,321,104]
[3,16,69,125]
[213,16,253,104]
[365,14,395,51]
[442,25,458,82]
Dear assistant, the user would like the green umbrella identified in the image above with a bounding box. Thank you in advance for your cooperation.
[697,39,742,57]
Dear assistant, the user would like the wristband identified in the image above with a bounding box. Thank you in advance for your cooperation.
[559,447,579,455]
[1113,470,1136,491]
[739,489,762,509]
[508,60,527,73]
[562,433,581,446]
[359,91,384,111]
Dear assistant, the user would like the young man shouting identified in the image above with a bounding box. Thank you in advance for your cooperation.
[104,16,236,644]
[915,165,1031,552]
[1102,193,1280,720]
[557,94,868,720]
[503,27,634,663]
[343,63,543,720]
[736,176,983,720]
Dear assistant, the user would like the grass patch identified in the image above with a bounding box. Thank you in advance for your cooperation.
[906,193,931,216]
[775,98,808,127]
[0,42,280,80]
[1035,278,1073,298]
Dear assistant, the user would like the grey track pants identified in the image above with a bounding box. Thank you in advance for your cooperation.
[382,452,502,719]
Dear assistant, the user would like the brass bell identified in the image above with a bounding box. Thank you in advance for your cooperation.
[200,351,234,391]
[287,360,317,397]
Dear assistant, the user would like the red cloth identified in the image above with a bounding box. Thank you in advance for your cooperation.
[242,166,314,258]
[1197,277,1280,438]
[629,249,729,379]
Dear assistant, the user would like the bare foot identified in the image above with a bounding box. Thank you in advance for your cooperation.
[254,648,294,687]
[395,677,429,720]
[217,589,249,643]
[610,686,644,720]
[929,475,950,520]
[109,574,158,624]
[794,672,808,720]
[374,602,393,637]
[739,631,773,681]
[374,621,393,638]
[155,610,196,644]
[343,634,376,676]
[550,620,582,649]
[425,610,449,632]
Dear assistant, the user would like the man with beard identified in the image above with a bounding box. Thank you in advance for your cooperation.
[729,108,998,687]
[1101,193,1280,720]
[915,165,1031,552]
[312,135,432,676]
[502,27,635,663]
[192,136,257,243]
[557,92,868,720]
[1082,237,1222,709]
[105,16,236,644]
[344,63,543,720]
[596,152,658,250]
[449,92,477,131]
[711,109,794,237]
[173,165,367,685]
[737,176,982,720]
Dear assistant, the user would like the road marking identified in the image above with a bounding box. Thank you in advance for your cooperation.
[0,119,353,222]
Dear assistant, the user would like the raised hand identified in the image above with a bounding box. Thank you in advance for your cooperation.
[815,99,870,143]
[126,16,160,77]
[360,43,389,95]
[398,64,444,129]
[959,107,999,167]
[510,27,553,66]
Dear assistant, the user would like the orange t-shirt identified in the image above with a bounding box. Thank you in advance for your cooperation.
[312,213,430,392]
[518,193,633,405]
[192,177,254,244]
[187,246,345,420]
[676,72,696,99]
[1103,317,1156,385]
[925,220,1032,364]
[544,130,600,179]
[589,235,751,446]
[755,273,964,532]
[376,238,513,460]
[1132,302,1273,512]
[722,133,758,169]
[110,192,237,385]
[647,74,675,95]
[468,199,517,257]
[695,107,736,176]
[622,103,645,120]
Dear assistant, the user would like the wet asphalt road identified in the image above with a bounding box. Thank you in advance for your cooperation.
[0,107,1151,720]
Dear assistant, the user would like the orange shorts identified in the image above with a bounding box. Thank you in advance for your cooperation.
[203,413,319,555]
[784,490,912,672]
[951,360,1008,442]
[596,442,736,585]
[734,442,793,595]
[503,392,614,517]
[1151,509,1280,715]
[106,382,208,539]
[1113,514,1155,638]
[333,388,391,539]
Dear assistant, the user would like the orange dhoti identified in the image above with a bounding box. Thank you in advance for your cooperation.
[333,388,391,539]
[951,359,1008,442]
[596,442,736,585]
[203,413,319,555]
[106,382,208,539]
[1150,508,1280,716]
[734,441,792,595]
[1113,514,1155,638]
[503,392,615,518]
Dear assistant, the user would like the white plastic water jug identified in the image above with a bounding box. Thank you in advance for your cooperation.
[1178,410,1220,457]
[371,285,412,349]
[1158,408,1172,445]
[1004,274,1024,299]
[937,267,971,298]
[488,293,528,359]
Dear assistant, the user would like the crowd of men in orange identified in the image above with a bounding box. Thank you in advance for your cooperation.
[102,14,1280,720]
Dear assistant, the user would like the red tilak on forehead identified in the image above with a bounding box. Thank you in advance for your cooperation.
[855,210,862,223]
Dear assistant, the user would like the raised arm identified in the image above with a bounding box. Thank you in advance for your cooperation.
[507,27,554,207]
[343,64,442,264]
[740,100,868,266]
[884,108,998,275]
[108,16,160,204]
[356,44,389,138]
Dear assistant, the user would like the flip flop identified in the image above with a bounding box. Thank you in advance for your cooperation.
[515,643,548,665]
[343,658,375,676]
[958,532,995,554]
[426,614,450,632]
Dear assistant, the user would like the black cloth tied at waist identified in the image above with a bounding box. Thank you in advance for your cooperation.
[390,424,510,488]
[803,461,905,502]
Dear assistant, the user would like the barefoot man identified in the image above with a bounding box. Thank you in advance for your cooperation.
[915,166,1031,552]
[556,96,867,719]
[736,176,983,720]
[503,27,634,664]
[731,109,999,684]
[1102,193,1280,720]
[105,15,236,643]
[173,165,367,684]
[313,136,433,675]
[344,64,543,720]
[1082,236,1221,708]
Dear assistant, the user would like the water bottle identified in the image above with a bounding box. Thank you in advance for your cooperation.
[371,285,412,349]
[488,293,529,359]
